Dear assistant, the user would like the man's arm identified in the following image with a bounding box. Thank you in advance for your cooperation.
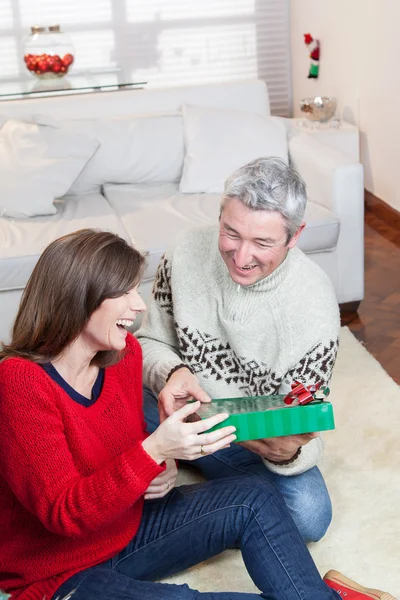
[261,333,340,476]
[137,253,184,395]
[138,251,212,418]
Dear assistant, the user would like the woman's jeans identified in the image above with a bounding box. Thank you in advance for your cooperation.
[142,386,332,543]
[54,476,339,600]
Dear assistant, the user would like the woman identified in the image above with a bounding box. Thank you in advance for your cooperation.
[0,230,393,600]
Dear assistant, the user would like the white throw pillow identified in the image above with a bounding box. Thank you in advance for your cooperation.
[0,119,99,218]
[179,104,288,194]
[66,113,184,195]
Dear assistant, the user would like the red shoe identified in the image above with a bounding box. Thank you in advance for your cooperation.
[323,570,396,599]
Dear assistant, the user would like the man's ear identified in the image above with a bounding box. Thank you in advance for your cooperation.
[288,222,306,249]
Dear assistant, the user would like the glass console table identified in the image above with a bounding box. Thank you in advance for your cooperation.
[0,70,146,101]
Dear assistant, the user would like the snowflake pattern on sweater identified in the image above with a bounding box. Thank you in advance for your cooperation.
[153,255,173,316]
[175,324,338,396]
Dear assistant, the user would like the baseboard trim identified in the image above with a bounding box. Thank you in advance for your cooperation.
[365,190,400,228]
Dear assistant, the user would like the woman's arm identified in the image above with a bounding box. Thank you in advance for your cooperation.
[0,358,164,539]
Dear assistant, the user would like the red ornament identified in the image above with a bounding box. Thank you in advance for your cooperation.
[37,60,48,73]
[304,33,313,45]
[62,53,74,66]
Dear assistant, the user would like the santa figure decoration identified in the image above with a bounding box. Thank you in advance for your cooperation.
[304,33,320,78]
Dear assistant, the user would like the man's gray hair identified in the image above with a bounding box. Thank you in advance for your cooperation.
[221,157,307,241]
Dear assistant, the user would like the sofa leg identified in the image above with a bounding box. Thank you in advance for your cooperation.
[340,301,361,326]
[340,301,361,314]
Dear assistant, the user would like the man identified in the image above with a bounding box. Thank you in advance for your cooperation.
[137,156,340,543]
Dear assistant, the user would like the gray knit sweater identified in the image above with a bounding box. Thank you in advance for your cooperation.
[137,226,340,475]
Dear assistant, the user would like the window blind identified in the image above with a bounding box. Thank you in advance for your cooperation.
[0,0,291,116]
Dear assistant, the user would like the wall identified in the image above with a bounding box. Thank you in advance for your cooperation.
[290,0,400,212]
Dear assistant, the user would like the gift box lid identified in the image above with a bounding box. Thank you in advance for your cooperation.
[197,395,335,441]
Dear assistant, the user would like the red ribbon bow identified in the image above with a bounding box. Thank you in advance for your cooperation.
[283,381,321,406]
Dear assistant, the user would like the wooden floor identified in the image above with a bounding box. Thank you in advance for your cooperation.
[341,209,400,385]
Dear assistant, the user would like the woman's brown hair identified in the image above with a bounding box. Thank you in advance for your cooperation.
[0,229,146,367]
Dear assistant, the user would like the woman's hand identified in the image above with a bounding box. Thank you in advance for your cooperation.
[142,400,236,463]
[144,458,178,500]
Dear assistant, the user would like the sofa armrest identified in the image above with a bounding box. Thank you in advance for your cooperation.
[289,133,364,304]
[289,133,363,213]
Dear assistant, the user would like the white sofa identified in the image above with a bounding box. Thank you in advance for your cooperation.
[0,79,364,343]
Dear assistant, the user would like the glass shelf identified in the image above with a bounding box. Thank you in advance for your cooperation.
[0,70,147,100]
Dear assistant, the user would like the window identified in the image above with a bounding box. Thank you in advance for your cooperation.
[0,0,291,116]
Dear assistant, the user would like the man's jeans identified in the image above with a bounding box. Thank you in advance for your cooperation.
[54,476,340,600]
[143,386,332,543]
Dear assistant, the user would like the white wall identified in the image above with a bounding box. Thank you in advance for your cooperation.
[290,0,400,212]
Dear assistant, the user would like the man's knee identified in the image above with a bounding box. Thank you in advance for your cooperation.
[290,477,332,543]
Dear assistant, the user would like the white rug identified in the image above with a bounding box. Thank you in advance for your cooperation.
[165,327,400,597]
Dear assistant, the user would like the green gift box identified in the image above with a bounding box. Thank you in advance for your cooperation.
[197,395,335,441]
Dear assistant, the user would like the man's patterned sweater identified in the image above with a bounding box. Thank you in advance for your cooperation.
[137,226,340,476]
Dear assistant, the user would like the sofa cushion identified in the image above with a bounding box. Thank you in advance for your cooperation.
[179,104,288,194]
[0,194,128,292]
[103,183,221,281]
[65,113,184,195]
[103,183,340,281]
[0,119,99,218]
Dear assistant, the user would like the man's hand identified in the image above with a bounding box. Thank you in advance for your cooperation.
[144,458,178,500]
[239,432,320,463]
[158,367,211,422]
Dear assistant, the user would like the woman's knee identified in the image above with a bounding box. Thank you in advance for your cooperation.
[219,475,282,512]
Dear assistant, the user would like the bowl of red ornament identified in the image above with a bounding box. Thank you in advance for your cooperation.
[24,52,74,78]
[23,25,75,79]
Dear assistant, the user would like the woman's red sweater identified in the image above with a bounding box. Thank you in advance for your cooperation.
[0,334,164,600]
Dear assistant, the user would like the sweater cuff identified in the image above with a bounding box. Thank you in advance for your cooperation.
[166,363,194,382]
[266,446,302,465]
[262,437,324,476]
[125,441,166,492]
[152,360,186,394]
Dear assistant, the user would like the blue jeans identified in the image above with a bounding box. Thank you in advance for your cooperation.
[54,476,339,600]
[143,386,332,543]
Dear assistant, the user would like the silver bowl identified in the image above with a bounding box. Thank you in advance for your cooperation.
[300,96,337,122]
